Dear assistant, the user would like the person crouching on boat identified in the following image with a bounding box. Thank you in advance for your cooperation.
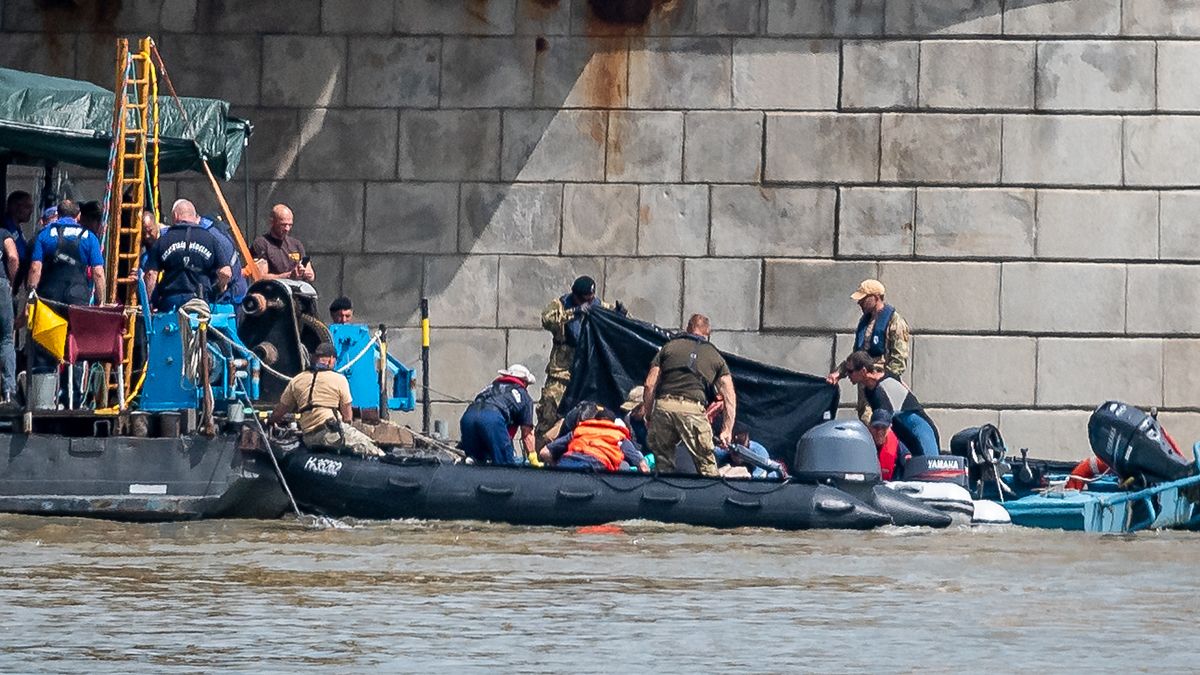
[715,425,784,479]
[868,410,910,480]
[845,350,940,459]
[540,408,650,473]
[459,365,537,466]
[268,342,384,458]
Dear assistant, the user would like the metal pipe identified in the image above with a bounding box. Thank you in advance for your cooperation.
[378,323,389,421]
[421,297,430,435]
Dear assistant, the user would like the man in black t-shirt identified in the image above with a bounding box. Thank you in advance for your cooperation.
[143,199,232,312]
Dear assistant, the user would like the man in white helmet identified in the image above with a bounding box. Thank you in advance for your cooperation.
[459,364,538,466]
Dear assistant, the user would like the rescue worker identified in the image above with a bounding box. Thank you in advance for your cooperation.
[268,342,384,457]
[640,313,737,477]
[2,191,32,267]
[827,279,911,423]
[540,408,650,473]
[142,200,231,313]
[459,364,537,466]
[197,214,247,305]
[251,203,314,281]
[535,276,625,446]
[27,200,105,307]
[845,350,940,459]
[868,409,910,481]
[329,296,354,324]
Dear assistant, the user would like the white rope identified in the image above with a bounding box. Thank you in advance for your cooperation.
[205,326,293,383]
[335,333,380,374]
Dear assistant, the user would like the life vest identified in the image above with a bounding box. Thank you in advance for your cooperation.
[38,222,90,305]
[566,419,629,471]
[854,304,895,358]
[877,429,906,481]
[470,376,530,437]
[1065,456,1109,490]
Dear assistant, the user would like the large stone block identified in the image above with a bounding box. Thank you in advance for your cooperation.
[710,187,836,257]
[1003,0,1121,35]
[1126,266,1200,334]
[840,40,918,109]
[766,113,880,182]
[1000,263,1125,333]
[346,37,440,107]
[1160,192,1200,260]
[561,184,639,255]
[1036,41,1155,111]
[711,332,835,375]
[1125,117,1200,187]
[394,0,516,34]
[422,329,510,403]
[604,257,684,328]
[912,336,1035,405]
[364,182,459,254]
[878,261,1001,331]
[340,254,424,327]
[1001,115,1122,186]
[568,0,697,36]
[763,260,879,330]
[915,188,1034,257]
[637,185,710,257]
[262,36,346,108]
[880,114,1002,183]
[918,41,1035,109]
[230,108,298,180]
[517,0,571,35]
[152,35,261,106]
[996,410,1093,461]
[507,329,554,388]
[695,0,761,35]
[1036,190,1158,260]
[628,37,732,109]
[1155,413,1200,452]
[1158,42,1200,111]
[683,111,764,183]
[1163,340,1200,408]
[732,39,839,110]
[298,109,398,181]
[398,110,501,181]
[765,0,886,35]
[197,0,320,33]
[683,258,762,331]
[423,255,500,328]
[256,181,363,254]
[1036,338,1163,407]
[496,256,605,328]
[606,111,684,182]
[0,33,74,79]
[502,110,607,181]
[161,0,198,32]
[307,254,344,310]
[1122,0,1200,36]
[838,188,915,257]
[884,0,1002,35]
[533,37,629,108]
[165,178,251,235]
[926,408,1001,442]
[459,184,563,255]
[441,37,535,108]
[322,0,393,32]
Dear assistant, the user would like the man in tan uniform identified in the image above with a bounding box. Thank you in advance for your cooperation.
[640,314,736,477]
[269,342,384,457]
[535,275,623,446]
[826,279,911,423]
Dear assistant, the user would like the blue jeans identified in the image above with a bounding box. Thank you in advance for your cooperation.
[459,407,518,466]
[894,411,940,457]
[0,278,13,397]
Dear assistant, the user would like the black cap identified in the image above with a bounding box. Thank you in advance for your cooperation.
[313,342,337,359]
[869,409,893,428]
[329,296,353,312]
[571,276,596,297]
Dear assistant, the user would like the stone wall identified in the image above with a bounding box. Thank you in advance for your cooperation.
[4,0,1200,457]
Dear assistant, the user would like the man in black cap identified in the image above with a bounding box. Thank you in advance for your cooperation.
[329,296,354,324]
[268,342,384,457]
[535,275,625,446]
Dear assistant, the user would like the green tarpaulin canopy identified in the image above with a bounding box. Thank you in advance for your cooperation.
[0,67,250,180]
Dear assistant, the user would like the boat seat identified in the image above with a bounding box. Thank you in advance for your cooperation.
[65,305,126,409]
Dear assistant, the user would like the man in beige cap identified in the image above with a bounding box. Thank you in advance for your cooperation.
[826,279,910,423]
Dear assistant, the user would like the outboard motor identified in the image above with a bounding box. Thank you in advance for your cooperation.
[950,424,1012,498]
[1088,401,1194,486]
[901,455,968,488]
[793,420,880,483]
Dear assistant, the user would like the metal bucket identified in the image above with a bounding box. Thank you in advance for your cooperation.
[159,412,181,438]
[28,373,57,411]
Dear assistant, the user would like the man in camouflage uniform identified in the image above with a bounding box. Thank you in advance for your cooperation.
[535,276,623,446]
[827,279,911,424]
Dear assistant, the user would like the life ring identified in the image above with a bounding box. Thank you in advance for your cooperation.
[1065,456,1109,490]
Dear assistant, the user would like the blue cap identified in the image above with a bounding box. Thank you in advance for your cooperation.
[42,206,57,219]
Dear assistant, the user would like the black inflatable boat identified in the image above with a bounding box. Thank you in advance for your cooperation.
[280,447,951,531]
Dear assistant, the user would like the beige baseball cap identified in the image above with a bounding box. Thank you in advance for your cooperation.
[620,385,645,411]
[850,279,886,301]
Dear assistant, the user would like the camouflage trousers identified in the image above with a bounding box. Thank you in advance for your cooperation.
[647,396,718,477]
[303,422,385,457]
[534,375,569,447]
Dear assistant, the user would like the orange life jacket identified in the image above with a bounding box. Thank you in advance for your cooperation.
[1065,456,1109,490]
[566,419,630,471]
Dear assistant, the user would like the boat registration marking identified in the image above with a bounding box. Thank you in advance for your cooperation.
[304,456,343,478]
[129,484,168,495]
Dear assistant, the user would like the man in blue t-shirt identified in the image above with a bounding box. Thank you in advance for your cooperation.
[27,200,105,306]
[459,365,537,466]
[198,214,247,305]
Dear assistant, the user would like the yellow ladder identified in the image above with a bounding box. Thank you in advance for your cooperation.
[101,37,158,410]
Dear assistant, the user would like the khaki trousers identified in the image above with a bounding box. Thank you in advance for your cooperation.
[647,396,717,477]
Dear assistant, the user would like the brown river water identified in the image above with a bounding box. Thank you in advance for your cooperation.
[0,514,1194,673]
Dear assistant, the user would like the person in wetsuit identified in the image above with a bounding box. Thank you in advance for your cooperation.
[845,350,940,459]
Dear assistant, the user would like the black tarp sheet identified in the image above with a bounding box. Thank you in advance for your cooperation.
[562,309,840,464]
